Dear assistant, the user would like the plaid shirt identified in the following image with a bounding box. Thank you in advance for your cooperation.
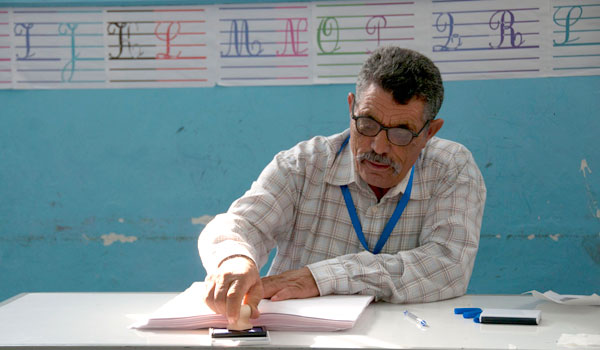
[199,129,486,303]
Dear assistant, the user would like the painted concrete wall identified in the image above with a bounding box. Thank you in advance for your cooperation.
[1,76,599,302]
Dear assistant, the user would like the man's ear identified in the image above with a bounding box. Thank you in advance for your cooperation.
[427,118,444,140]
[347,92,354,117]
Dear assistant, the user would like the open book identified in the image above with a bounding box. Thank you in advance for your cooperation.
[131,282,374,331]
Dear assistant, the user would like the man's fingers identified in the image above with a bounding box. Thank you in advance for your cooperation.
[214,278,233,316]
[203,280,217,313]
[260,267,320,301]
[262,276,298,301]
[243,282,264,319]
[225,279,247,323]
[201,256,262,321]
[270,287,294,302]
[260,275,280,299]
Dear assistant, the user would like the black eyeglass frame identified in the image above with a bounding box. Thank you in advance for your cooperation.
[351,98,431,146]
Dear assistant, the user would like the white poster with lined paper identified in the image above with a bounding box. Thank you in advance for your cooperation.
[550,0,600,76]
[11,8,106,89]
[0,0,598,89]
[312,1,424,84]
[216,3,312,86]
[0,9,11,88]
[427,0,549,81]
[105,5,215,88]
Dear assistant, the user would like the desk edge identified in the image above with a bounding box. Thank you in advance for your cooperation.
[0,293,27,307]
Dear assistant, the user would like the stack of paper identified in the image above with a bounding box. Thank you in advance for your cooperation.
[131,282,374,331]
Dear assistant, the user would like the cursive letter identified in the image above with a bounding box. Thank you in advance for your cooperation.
[58,23,79,82]
[316,17,340,54]
[433,12,462,51]
[277,18,308,56]
[489,10,524,49]
[155,21,182,59]
[14,23,35,60]
[221,19,264,57]
[365,16,387,47]
[553,6,582,46]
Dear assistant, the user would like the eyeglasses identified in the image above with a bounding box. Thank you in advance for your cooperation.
[351,98,430,146]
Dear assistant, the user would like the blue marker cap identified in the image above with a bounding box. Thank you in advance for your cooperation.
[454,307,482,315]
[463,310,482,319]
[454,307,482,322]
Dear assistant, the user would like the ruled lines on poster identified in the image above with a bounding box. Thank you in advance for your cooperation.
[217,3,311,86]
[105,6,215,88]
[312,1,422,84]
[12,8,106,88]
[428,0,547,80]
[0,10,10,87]
[0,0,598,89]
[551,0,600,75]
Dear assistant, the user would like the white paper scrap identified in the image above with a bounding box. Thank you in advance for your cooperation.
[557,333,600,348]
[526,290,600,306]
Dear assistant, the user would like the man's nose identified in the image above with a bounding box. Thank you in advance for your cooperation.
[371,130,390,155]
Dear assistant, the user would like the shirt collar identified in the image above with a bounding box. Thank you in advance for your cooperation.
[325,130,355,187]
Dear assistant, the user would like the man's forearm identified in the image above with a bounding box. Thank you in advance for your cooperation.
[307,241,478,304]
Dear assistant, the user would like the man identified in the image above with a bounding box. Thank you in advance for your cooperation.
[199,46,486,325]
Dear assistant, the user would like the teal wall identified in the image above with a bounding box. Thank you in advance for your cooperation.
[0,0,599,301]
[1,76,599,302]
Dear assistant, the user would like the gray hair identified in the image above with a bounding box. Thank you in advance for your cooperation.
[356,46,444,120]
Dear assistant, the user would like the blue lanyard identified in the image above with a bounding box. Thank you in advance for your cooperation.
[338,136,414,254]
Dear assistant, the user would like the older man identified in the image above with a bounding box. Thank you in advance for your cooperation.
[199,46,486,325]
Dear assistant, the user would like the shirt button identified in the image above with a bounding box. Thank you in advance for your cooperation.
[370,206,378,214]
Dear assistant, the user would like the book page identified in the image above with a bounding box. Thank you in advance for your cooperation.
[132,282,374,331]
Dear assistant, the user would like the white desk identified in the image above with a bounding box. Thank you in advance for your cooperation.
[0,292,598,349]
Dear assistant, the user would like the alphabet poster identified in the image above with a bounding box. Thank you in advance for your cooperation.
[12,8,106,88]
[0,0,598,89]
[550,0,600,76]
[217,3,311,85]
[428,0,547,80]
[0,9,10,87]
[312,1,428,84]
[105,6,215,88]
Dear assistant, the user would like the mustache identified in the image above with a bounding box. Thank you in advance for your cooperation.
[356,151,402,175]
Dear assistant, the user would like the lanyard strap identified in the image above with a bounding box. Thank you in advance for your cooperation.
[337,136,414,254]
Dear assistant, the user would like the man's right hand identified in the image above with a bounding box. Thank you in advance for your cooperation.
[202,255,264,325]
